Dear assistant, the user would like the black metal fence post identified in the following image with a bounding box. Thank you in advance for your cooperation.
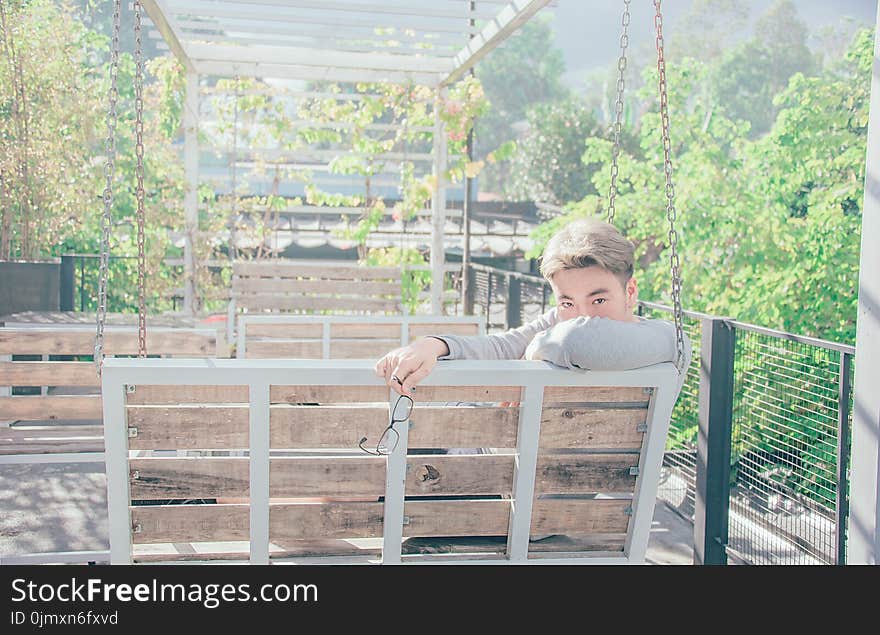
[836,351,853,565]
[464,265,476,316]
[506,275,522,329]
[60,255,75,311]
[694,317,736,565]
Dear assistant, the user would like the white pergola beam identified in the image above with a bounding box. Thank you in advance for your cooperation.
[165,1,482,35]
[141,0,195,71]
[185,42,452,74]
[194,60,442,84]
[179,0,499,21]
[443,0,553,86]
[167,31,459,57]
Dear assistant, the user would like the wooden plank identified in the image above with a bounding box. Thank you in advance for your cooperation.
[412,386,522,402]
[131,504,250,544]
[328,323,401,338]
[270,456,386,497]
[534,454,640,495]
[539,408,646,450]
[270,385,387,403]
[270,406,386,449]
[126,385,249,405]
[271,501,385,540]
[0,328,219,356]
[0,395,102,421]
[128,498,633,547]
[402,499,510,537]
[235,278,400,296]
[127,406,249,450]
[243,323,323,338]
[409,323,482,337]
[404,454,513,496]
[408,406,518,448]
[0,423,104,454]
[129,458,250,500]
[0,361,99,386]
[238,294,401,313]
[246,340,323,359]
[542,386,652,405]
[531,498,632,535]
[329,340,398,359]
[525,534,626,554]
[234,261,400,280]
[269,405,518,448]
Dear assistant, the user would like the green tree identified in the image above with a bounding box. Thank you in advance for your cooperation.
[709,0,817,138]
[474,15,569,196]
[506,99,606,205]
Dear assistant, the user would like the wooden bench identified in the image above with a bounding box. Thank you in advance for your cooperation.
[236,315,485,359]
[102,357,679,564]
[0,326,225,461]
[228,259,404,344]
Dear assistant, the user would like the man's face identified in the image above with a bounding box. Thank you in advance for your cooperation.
[549,266,638,323]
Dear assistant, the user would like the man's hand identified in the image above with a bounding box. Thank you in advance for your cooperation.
[374,337,449,396]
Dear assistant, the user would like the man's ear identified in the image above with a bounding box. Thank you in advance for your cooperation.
[625,277,638,310]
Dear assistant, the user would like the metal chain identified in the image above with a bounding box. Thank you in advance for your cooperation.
[95,0,121,374]
[607,0,631,227]
[654,0,686,374]
[134,1,147,357]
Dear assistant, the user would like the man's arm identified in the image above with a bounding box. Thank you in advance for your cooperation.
[525,315,692,381]
[434,309,558,360]
[375,310,558,395]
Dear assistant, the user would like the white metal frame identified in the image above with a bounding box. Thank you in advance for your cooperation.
[235,313,486,359]
[102,357,679,565]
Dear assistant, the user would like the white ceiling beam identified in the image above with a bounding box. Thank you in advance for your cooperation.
[141,0,195,71]
[164,2,483,35]
[195,60,443,85]
[171,18,468,44]
[443,0,553,86]
[167,31,458,57]
[169,0,499,21]
[186,42,453,74]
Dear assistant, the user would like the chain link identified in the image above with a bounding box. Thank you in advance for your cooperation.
[134,1,147,357]
[607,0,631,227]
[95,0,121,375]
[654,0,686,373]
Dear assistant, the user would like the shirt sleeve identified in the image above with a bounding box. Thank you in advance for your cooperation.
[431,308,559,361]
[523,315,693,392]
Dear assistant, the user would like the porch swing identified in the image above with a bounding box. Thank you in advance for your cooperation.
[100,0,687,566]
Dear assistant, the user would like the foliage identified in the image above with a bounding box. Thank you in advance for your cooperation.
[507,99,608,205]
[474,15,569,195]
[709,1,817,138]
[363,246,430,314]
[0,0,183,312]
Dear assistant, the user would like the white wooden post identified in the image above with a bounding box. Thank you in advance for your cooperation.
[430,89,448,315]
[183,71,199,315]
[382,390,410,564]
[249,382,271,564]
[848,2,880,565]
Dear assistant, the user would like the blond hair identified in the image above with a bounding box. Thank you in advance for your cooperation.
[539,218,635,284]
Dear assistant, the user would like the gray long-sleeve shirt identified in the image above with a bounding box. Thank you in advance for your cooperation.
[434,308,692,395]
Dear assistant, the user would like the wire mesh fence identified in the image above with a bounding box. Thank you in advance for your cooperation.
[725,323,853,565]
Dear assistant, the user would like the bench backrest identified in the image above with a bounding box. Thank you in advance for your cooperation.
[0,326,224,457]
[236,315,485,359]
[102,358,679,565]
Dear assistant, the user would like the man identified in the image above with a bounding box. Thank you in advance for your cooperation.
[375,218,691,394]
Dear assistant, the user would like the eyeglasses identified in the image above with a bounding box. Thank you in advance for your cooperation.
[358,393,413,456]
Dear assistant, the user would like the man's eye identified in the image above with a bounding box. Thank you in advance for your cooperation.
[560,301,574,309]
[593,298,607,305]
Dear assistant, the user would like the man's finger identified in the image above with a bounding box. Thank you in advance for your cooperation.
[401,366,430,395]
